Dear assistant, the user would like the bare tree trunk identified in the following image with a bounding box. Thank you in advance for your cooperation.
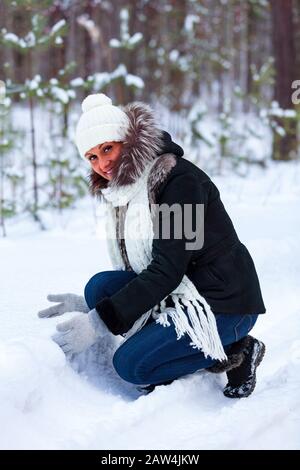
[1,3,15,83]
[217,3,225,113]
[244,1,255,112]
[294,0,300,83]
[28,93,38,220]
[270,0,298,161]
[0,153,7,237]
[28,51,45,229]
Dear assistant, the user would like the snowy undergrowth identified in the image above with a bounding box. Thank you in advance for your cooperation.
[0,160,299,449]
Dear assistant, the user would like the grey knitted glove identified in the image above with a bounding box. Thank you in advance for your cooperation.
[38,293,89,318]
[52,308,109,355]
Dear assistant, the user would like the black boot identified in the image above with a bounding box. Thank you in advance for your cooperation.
[137,379,174,395]
[206,336,249,374]
[223,335,266,398]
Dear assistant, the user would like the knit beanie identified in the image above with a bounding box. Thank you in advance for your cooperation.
[75,93,130,159]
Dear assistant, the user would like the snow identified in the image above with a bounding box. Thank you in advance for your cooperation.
[77,14,100,44]
[55,36,63,45]
[184,14,200,33]
[24,31,36,47]
[271,101,297,118]
[26,75,41,91]
[3,97,11,107]
[87,65,144,91]
[128,32,143,46]
[111,64,126,78]
[109,8,142,49]
[90,72,111,90]
[120,8,129,22]
[126,74,144,89]
[169,50,179,62]
[50,86,70,104]
[1,157,299,450]
[3,32,20,45]
[51,19,66,36]
[3,31,27,49]
[70,78,85,87]
[109,38,121,48]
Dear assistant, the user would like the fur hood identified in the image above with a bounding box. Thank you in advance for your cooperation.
[88,101,183,199]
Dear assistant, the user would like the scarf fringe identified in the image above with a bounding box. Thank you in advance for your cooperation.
[121,309,153,341]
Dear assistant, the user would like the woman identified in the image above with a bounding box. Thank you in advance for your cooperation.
[39,93,266,399]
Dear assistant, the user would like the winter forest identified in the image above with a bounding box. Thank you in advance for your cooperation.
[0,0,300,451]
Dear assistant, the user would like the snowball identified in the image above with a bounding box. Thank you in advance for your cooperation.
[0,337,65,412]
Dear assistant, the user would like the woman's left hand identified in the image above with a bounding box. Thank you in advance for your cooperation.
[52,309,109,355]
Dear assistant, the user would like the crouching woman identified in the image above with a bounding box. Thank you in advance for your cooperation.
[38,93,266,398]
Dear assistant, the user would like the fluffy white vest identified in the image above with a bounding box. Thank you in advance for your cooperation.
[102,160,227,361]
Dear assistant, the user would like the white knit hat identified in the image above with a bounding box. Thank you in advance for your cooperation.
[75,93,130,159]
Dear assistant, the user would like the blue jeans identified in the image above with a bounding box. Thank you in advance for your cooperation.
[84,270,258,385]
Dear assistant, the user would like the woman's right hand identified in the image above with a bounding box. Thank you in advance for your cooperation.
[38,293,90,318]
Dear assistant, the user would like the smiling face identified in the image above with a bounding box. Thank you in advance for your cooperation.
[84,141,123,180]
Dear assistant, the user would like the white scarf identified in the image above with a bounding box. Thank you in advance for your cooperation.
[101,160,227,361]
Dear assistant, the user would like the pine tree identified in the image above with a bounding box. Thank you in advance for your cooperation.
[43,63,88,214]
[0,1,67,227]
[108,6,144,104]
[0,80,24,237]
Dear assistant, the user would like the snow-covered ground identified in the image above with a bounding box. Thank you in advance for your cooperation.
[0,160,299,450]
